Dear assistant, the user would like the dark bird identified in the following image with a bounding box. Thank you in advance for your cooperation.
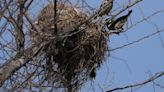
[96,0,114,18]
[107,10,132,34]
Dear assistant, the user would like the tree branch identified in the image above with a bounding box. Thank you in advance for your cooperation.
[108,28,164,51]
[0,40,48,87]
[106,72,164,92]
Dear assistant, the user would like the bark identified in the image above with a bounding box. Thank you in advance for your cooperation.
[0,42,44,87]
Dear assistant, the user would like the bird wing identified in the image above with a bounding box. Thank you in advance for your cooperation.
[98,0,114,16]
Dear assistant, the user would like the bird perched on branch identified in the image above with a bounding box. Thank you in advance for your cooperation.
[107,10,132,34]
[96,0,114,18]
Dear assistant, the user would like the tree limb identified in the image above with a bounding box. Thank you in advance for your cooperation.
[106,72,164,92]
[0,40,48,87]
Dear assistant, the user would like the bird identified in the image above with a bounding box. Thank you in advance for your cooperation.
[96,0,114,17]
[107,10,132,34]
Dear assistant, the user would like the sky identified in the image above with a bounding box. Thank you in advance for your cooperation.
[81,0,164,92]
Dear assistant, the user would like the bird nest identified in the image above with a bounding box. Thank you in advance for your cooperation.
[30,2,109,91]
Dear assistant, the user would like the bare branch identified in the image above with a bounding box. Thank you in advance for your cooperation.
[0,40,47,87]
[106,72,164,92]
[108,28,164,51]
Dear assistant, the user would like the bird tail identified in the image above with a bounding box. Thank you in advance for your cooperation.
[127,10,132,16]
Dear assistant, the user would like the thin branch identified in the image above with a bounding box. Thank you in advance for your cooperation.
[24,0,34,11]
[24,12,38,32]
[106,72,164,92]
[108,28,164,51]
[0,40,49,87]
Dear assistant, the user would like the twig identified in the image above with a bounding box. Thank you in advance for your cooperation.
[106,72,164,92]
[108,28,164,51]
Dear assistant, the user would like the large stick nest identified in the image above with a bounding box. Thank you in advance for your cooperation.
[29,2,109,91]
